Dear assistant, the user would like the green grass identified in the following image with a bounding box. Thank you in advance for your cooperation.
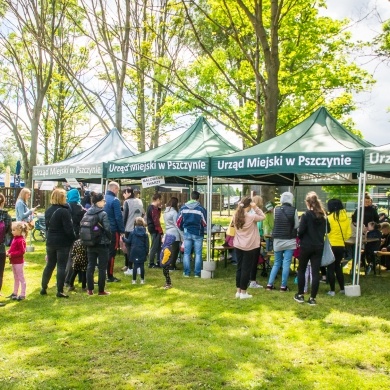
[1,230,390,389]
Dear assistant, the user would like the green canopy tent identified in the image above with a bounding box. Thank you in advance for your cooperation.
[211,107,374,293]
[104,116,240,181]
[104,116,241,264]
[211,107,372,186]
[32,128,138,183]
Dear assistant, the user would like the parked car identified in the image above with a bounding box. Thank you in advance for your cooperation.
[223,196,240,209]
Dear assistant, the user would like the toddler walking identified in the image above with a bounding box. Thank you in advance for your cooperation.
[160,234,176,289]
[7,222,28,301]
[68,239,88,292]
[123,217,149,284]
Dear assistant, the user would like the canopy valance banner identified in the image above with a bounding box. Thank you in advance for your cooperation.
[364,146,390,172]
[33,163,102,181]
[211,151,364,177]
[105,158,209,179]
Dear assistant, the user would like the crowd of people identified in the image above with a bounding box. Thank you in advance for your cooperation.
[0,185,389,307]
[0,183,208,302]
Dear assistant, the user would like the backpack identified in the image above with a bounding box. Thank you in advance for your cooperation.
[79,210,104,246]
[0,218,6,245]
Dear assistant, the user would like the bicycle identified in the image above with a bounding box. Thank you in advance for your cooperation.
[32,216,46,242]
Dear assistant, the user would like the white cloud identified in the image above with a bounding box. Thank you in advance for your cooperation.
[323,0,390,145]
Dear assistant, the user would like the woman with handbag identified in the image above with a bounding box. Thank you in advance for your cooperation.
[326,199,351,296]
[294,192,329,306]
[41,188,76,298]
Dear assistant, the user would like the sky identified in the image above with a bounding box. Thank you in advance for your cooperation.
[323,0,390,146]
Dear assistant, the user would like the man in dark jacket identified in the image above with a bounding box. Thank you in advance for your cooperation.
[176,191,207,277]
[104,181,125,282]
[146,193,163,268]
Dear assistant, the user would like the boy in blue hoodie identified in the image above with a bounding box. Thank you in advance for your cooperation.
[123,217,149,284]
[160,234,176,289]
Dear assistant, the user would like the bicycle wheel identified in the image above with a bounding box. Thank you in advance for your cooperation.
[32,228,45,242]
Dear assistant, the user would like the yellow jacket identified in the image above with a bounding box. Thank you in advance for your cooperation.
[328,210,352,247]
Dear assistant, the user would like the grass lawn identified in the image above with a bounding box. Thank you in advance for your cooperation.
[1,228,390,389]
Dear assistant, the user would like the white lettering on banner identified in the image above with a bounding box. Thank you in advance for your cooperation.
[75,165,101,175]
[369,152,390,165]
[217,159,245,171]
[217,154,353,171]
[297,155,351,167]
[166,160,206,172]
[109,160,206,174]
[247,156,283,169]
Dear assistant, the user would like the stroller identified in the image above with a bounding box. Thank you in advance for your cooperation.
[258,242,272,277]
[32,216,46,242]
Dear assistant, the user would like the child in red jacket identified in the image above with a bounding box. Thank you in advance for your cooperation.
[6,222,28,301]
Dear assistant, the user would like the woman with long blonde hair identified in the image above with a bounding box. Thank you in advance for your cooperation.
[233,196,265,299]
[41,188,76,298]
[15,188,38,222]
[294,192,329,306]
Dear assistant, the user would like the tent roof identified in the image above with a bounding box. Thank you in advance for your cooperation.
[33,128,138,181]
[105,116,240,179]
[211,107,373,185]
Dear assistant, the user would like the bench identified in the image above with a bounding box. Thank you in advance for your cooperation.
[213,245,234,268]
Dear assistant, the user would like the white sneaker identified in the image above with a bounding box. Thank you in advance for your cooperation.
[235,292,240,298]
[124,269,133,276]
[249,281,263,288]
[240,293,253,299]
[132,280,136,285]
[140,279,145,285]
[327,291,335,296]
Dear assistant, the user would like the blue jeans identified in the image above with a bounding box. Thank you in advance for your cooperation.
[183,232,203,276]
[267,249,294,287]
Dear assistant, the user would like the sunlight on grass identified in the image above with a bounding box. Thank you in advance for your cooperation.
[0,237,390,389]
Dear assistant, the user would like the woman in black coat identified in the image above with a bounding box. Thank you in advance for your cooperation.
[41,188,76,298]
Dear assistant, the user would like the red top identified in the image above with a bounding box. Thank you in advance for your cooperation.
[8,235,26,264]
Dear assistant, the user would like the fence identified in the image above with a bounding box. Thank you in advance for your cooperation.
[0,188,44,208]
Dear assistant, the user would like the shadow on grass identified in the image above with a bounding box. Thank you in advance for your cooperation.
[1,244,390,389]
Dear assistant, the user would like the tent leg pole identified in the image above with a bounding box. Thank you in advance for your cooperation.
[206,176,212,262]
[356,172,367,286]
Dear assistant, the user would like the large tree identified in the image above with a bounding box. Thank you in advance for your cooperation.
[0,0,92,186]
[172,0,373,146]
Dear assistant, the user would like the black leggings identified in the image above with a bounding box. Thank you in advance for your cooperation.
[133,263,145,280]
[236,248,258,290]
[327,246,345,292]
[163,266,171,285]
[298,246,323,298]
[249,247,260,281]
[69,269,86,289]
[0,252,5,291]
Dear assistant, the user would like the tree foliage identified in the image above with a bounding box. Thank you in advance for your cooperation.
[167,0,373,146]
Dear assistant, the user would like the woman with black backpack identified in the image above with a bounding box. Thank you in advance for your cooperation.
[83,193,112,296]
